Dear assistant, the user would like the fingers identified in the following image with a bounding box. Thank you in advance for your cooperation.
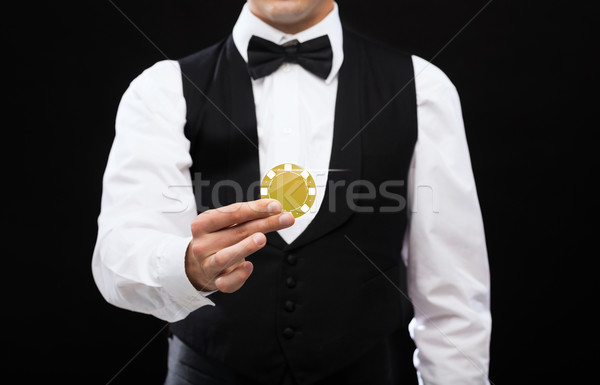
[203,232,266,290]
[193,199,283,234]
[215,261,254,293]
[200,211,294,256]
[205,232,265,276]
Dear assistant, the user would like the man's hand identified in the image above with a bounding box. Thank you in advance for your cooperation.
[185,199,294,293]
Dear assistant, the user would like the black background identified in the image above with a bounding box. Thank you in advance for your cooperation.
[4,0,595,384]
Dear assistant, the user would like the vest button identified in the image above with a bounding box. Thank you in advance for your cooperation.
[283,327,295,339]
[284,300,295,312]
[286,276,296,288]
[287,254,297,265]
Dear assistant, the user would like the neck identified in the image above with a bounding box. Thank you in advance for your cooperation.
[249,2,334,35]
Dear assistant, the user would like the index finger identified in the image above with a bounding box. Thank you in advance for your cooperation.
[196,199,283,233]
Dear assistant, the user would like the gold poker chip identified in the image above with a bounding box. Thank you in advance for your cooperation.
[260,163,316,218]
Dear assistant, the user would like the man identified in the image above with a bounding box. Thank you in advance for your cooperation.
[92,1,492,384]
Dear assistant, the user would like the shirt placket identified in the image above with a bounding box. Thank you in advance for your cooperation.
[272,62,303,167]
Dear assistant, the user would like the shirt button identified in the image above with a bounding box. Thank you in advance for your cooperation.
[287,254,297,265]
[281,63,291,72]
[286,277,296,288]
[284,300,295,312]
[283,327,295,339]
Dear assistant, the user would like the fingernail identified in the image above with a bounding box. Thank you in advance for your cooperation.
[268,200,282,213]
[253,233,265,246]
[243,262,253,273]
[279,212,294,226]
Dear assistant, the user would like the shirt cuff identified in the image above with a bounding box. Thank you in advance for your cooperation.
[157,235,215,313]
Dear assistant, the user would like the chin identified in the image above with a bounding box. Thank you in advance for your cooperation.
[256,0,314,21]
[269,2,307,16]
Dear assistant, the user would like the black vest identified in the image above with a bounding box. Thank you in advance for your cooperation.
[171,29,418,385]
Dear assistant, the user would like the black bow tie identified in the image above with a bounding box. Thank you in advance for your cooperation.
[247,35,333,80]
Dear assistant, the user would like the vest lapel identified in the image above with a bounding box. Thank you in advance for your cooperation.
[223,36,262,204]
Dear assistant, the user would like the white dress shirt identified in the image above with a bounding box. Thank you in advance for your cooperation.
[92,3,491,384]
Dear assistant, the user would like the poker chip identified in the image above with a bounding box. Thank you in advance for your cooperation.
[260,163,316,218]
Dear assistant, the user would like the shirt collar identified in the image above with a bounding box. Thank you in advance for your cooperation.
[232,2,343,84]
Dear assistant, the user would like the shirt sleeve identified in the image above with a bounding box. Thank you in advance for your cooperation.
[91,60,214,322]
[404,55,492,385]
